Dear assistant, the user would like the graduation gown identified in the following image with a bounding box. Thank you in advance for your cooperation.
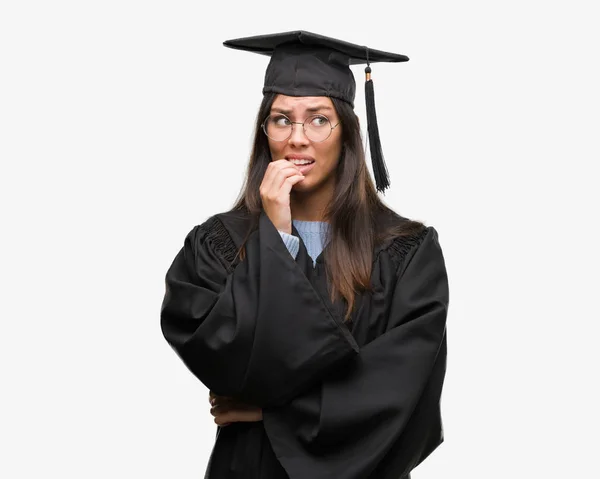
[160,208,449,479]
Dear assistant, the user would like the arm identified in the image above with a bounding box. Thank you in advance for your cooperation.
[160,211,359,407]
[262,227,449,479]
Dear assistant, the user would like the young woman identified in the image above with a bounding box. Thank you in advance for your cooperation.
[161,31,450,479]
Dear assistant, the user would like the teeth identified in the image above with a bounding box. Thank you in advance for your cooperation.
[289,159,314,165]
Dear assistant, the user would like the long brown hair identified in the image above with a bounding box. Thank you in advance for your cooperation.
[230,92,424,321]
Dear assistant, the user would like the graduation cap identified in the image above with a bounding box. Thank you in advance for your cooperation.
[223,31,409,193]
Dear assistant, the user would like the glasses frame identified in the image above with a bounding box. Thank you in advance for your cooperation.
[261,113,341,143]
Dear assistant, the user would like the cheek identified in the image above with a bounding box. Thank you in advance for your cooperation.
[268,140,283,160]
[321,140,342,168]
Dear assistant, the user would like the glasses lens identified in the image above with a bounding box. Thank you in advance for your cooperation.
[305,115,332,142]
[263,115,292,141]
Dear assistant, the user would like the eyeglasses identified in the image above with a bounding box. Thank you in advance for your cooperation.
[261,114,341,143]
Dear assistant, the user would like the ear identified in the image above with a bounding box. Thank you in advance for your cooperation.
[355,114,360,127]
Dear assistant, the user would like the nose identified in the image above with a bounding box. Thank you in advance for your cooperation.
[288,123,310,147]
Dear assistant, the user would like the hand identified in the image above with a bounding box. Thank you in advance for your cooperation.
[208,391,263,427]
[259,159,304,234]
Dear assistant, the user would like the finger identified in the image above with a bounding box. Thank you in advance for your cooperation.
[262,164,300,197]
[279,174,305,196]
[209,392,234,405]
[213,407,263,425]
[271,159,302,176]
[209,399,239,414]
[261,160,301,195]
[210,404,230,417]
[215,400,241,410]
[210,399,254,416]
[267,167,304,198]
[270,158,298,168]
[211,403,259,418]
[208,391,233,400]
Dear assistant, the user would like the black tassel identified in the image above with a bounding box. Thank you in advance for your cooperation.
[365,65,391,193]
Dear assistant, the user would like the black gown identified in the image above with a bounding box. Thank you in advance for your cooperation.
[160,208,449,479]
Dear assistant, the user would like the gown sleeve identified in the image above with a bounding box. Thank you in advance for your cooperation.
[160,211,359,407]
[262,226,449,479]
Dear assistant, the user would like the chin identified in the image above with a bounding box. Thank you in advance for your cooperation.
[292,179,313,192]
[293,181,307,189]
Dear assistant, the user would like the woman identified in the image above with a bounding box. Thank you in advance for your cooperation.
[161,31,449,479]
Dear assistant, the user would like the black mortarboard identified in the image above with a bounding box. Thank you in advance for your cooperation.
[223,31,409,193]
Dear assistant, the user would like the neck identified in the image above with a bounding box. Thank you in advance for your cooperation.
[290,181,333,222]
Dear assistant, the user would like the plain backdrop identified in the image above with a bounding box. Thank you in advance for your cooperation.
[1,1,599,478]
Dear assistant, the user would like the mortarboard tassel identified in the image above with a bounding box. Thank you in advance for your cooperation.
[364,54,391,193]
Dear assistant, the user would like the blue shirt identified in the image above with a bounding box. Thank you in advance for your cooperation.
[278,219,330,267]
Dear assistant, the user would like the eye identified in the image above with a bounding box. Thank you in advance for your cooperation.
[269,115,291,127]
[309,115,329,127]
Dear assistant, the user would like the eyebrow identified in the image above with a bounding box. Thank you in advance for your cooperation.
[271,105,333,114]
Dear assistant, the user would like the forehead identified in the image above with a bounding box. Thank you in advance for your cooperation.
[271,94,334,111]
